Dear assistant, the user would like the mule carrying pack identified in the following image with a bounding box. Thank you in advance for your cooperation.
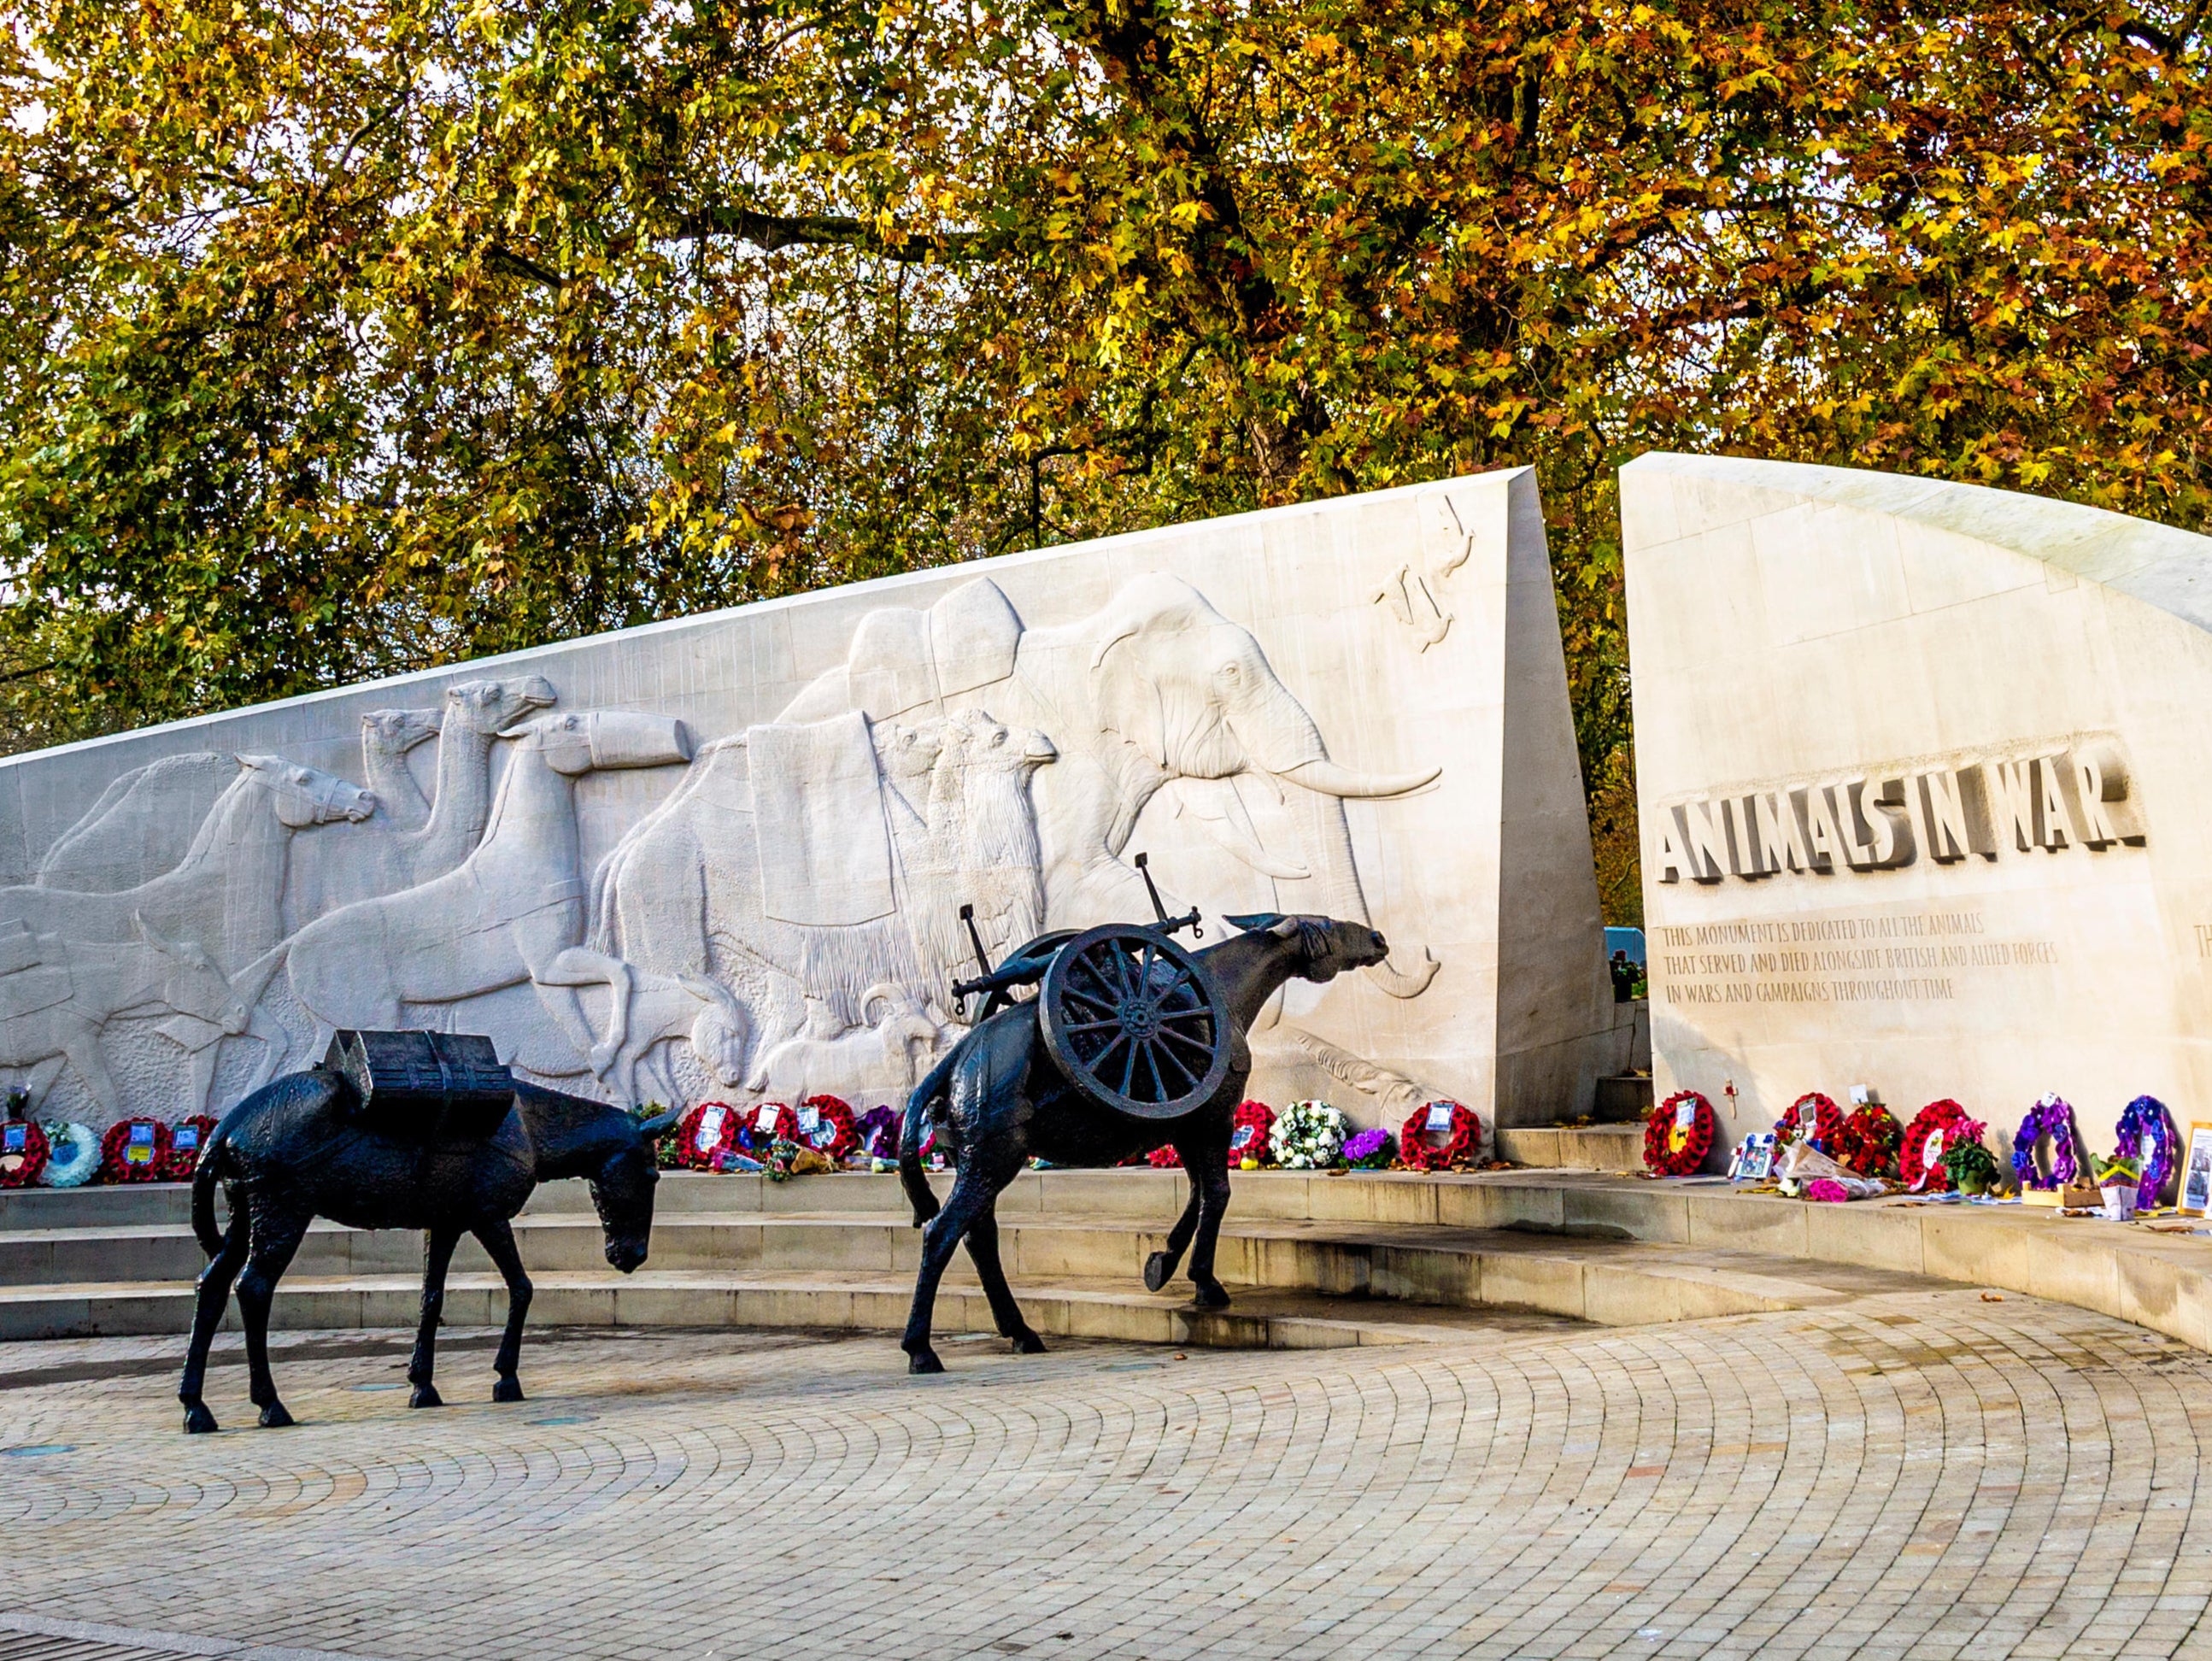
[322,1030,517,1142]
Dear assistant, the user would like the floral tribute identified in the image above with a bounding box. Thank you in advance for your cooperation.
[736,1101,800,1155]
[795,1095,859,1160]
[2011,1095,2084,1190]
[1270,1100,1346,1169]
[1774,1092,1844,1150]
[674,1101,742,1170]
[1804,1178,1851,1204]
[1229,1100,1275,1167]
[1644,1090,1716,1177]
[1899,1100,1980,1192]
[0,1118,48,1188]
[160,1115,219,1182]
[40,1121,99,1188]
[1146,1144,1183,1168]
[1398,1100,1480,1171]
[1344,1128,1395,1170]
[1831,1105,1902,1178]
[99,1117,170,1183]
[2113,1095,2176,1209]
[854,1105,901,1161]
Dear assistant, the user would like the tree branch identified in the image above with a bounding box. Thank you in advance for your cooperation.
[672,202,1002,262]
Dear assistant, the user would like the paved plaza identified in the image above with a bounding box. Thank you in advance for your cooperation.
[3,1287,2210,1661]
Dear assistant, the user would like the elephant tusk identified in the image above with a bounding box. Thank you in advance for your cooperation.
[1278,758,1441,799]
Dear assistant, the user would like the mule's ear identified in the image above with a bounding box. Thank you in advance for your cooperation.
[1224,913,1285,933]
[634,1106,684,1139]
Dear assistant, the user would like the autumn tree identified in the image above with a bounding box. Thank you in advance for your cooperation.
[3,0,2208,913]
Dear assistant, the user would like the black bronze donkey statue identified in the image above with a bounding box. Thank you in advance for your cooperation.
[179,1035,677,1432]
[897,912,1388,1372]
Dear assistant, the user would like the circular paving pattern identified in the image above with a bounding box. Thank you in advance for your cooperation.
[1,1288,2209,1659]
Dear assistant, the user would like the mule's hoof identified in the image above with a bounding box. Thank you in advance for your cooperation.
[1142,1252,1173,1294]
[1191,1282,1232,1312]
[258,1402,295,1429]
[181,1402,219,1435]
[907,1349,945,1375]
[408,1384,443,1410]
[1012,1331,1047,1356]
[491,1376,525,1404]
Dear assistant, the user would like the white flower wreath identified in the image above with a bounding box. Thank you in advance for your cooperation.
[40,1120,99,1188]
[1269,1100,1346,1170]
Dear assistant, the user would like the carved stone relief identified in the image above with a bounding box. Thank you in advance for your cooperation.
[0,471,1611,1129]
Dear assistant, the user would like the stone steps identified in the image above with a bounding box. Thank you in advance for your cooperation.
[8,1166,2212,1354]
[0,1195,1939,1343]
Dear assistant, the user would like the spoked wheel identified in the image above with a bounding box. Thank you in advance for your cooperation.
[1038,925,1231,1121]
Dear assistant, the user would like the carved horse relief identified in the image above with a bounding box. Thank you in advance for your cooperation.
[0,755,376,974]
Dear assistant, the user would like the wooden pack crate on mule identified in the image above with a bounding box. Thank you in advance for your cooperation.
[322,1030,518,1143]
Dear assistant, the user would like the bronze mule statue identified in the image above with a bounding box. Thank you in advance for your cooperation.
[896,913,1388,1372]
[179,1067,676,1432]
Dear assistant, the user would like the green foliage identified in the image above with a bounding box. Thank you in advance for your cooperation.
[3,0,2208,913]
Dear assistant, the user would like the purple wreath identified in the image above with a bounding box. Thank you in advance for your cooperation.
[2114,1095,2176,1207]
[854,1105,901,1160]
[2010,1094,2080,1189]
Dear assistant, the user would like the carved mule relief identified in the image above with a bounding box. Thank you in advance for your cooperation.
[0,913,247,1114]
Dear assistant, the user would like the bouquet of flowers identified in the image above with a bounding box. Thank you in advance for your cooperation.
[1343,1128,1395,1170]
[1270,1100,1347,1169]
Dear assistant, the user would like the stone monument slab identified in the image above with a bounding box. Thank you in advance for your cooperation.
[0,469,1622,1132]
[1625,452,2212,1159]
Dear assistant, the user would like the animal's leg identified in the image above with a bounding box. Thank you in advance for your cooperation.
[1144,1181,1204,1294]
[472,1217,535,1403]
[234,1203,309,1428]
[902,1167,1013,1375]
[1180,1142,1235,1311]
[178,1201,249,1434]
[408,1226,461,1410]
[57,1020,126,1120]
[962,1200,1044,1355]
[184,1039,222,1116]
[21,1054,67,1113]
[527,947,634,1078]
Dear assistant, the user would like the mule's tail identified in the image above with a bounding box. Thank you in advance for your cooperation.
[899,1050,957,1228]
[190,1118,232,1259]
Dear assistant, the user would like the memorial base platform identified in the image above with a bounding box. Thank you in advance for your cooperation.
[9,1166,2207,1353]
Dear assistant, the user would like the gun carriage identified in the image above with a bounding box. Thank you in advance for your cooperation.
[949,854,1230,1122]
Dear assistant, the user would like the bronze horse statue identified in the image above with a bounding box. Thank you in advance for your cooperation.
[180,1069,676,1432]
[896,913,1388,1372]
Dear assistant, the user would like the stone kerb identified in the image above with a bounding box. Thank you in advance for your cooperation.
[0,469,1624,1139]
[1622,452,2212,1162]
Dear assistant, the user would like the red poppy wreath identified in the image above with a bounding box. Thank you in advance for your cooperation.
[1645,1090,1716,1177]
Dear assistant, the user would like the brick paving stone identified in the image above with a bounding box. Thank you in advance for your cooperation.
[0,1290,2209,1658]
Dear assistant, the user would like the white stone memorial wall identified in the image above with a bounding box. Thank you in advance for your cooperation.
[0,468,1625,1133]
[1626,452,2212,1159]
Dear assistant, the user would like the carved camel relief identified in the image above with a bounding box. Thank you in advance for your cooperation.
[290,676,559,917]
[249,709,693,1081]
[779,573,1442,998]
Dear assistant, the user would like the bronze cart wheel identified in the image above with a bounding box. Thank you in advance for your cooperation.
[1037,924,1230,1121]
